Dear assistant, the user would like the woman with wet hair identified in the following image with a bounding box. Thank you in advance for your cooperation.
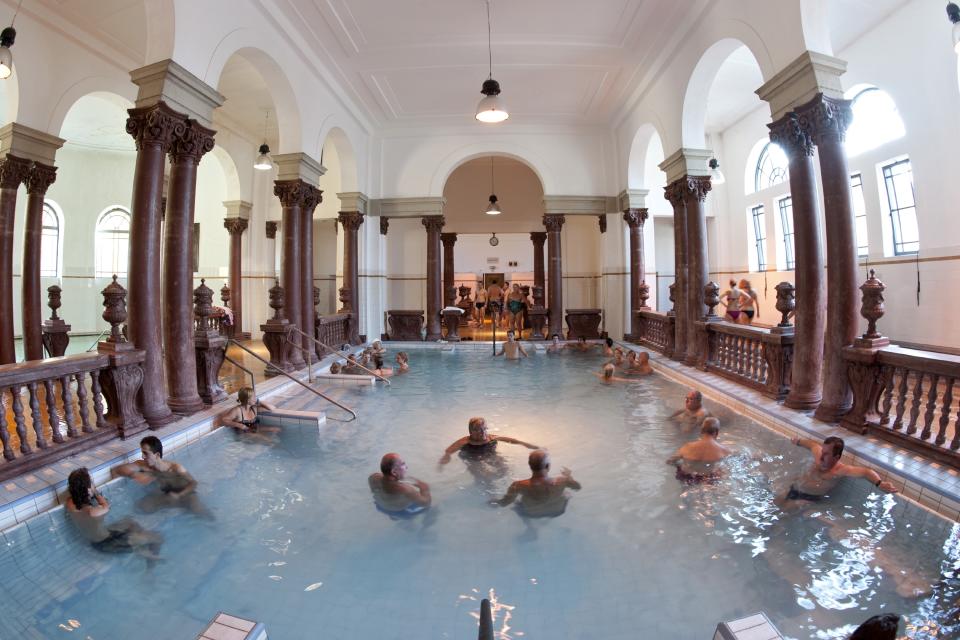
[395,351,410,373]
[222,387,277,434]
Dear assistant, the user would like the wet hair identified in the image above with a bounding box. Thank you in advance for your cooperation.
[688,390,703,404]
[577,336,586,343]
[701,417,720,437]
[605,337,613,347]
[397,351,409,363]
[603,363,615,378]
[637,351,649,363]
[551,334,560,340]
[507,330,515,338]
[468,417,486,432]
[329,362,342,374]
[823,436,845,458]
[528,450,549,472]
[849,614,900,640]
[140,435,163,458]
[68,468,93,508]
[380,453,401,476]
[237,387,253,405]
[729,279,737,288]
[374,355,384,369]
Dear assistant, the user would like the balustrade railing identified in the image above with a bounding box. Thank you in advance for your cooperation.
[633,310,675,357]
[697,321,794,400]
[316,313,351,348]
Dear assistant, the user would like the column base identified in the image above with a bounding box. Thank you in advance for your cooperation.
[813,402,851,424]
[143,406,177,429]
[167,395,204,417]
[683,353,699,367]
[425,332,442,342]
[784,391,822,411]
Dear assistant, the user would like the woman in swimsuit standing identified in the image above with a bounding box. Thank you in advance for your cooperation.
[507,284,525,335]
[720,279,741,323]
[737,279,759,324]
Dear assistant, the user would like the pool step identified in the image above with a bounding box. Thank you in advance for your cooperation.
[197,612,267,640]
[713,612,783,640]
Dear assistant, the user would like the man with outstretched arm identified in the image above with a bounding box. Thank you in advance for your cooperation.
[780,435,898,504]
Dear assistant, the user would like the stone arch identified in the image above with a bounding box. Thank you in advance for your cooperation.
[318,125,358,193]
[681,30,774,149]
[203,36,302,152]
[209,145,243,202]
[45,78,135,137]
[429,144,551,197]
[626,122,668,190]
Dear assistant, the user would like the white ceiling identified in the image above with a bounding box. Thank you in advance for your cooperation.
[59,92,135,151]
[39,0,147,65]
[214,54,280,149]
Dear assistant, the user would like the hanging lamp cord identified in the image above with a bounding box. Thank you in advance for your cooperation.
[11,0,23,26]
[486,0,493,79]
[490,156,495,193]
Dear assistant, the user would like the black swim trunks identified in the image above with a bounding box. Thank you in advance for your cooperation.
[786,484,823,501]
[92,529,135,553]
[675,467,720,485]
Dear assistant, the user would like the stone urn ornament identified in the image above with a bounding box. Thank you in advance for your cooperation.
[703,281,720,319]
[268,279,286,320]
[667,283,676,316]
[855,269,890,347]
[638,281,650,310]
[774,281,796,328]
[101,275,129,343]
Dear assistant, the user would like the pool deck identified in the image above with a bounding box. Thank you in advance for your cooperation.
[1,338,958,534]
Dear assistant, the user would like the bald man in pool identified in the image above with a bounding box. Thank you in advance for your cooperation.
[669,389,710,428]
[368,453,432,515]
[490,450,581,517]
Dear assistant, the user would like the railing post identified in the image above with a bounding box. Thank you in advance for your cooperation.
[841,270,890,433]
[220,283,235,339]
[194,279,228,405]
[760,282,797,400]
[313,285,322,358]
[261,280,293,377]
[695,281,721,370]
[41,284,71,357]
[97,276,148,439]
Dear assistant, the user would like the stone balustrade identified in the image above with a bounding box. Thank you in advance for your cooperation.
[316,313,352,348]
[633,310,675,357]
[698,321,794,401]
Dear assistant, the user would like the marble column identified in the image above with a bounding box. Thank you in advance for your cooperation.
[223,216,249,339]
[441,232,457,308]
[0,156,29,364]
[797,94,858,423]
[126,102,184,427]
[300,185,321,356]
[162,119,214,416]
[530,231,546,307]
[543,215,565,338]
[664,182,688,361]
[623,208,649,337]
[422,215,445,340]
[20,163,57,361]
[339,210,364,343]
[681,176,711,366]
[275,180,305,369]
[769,112,826,410]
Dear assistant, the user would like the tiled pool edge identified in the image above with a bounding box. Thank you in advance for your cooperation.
[633,346,960,523]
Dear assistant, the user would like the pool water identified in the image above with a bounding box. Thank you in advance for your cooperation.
[1,348,958,640]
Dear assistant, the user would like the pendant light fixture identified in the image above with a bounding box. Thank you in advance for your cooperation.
[0,0,23,80]
[708,158,726,185]
[948,3,960,53]
[253,110,273,171]
[485,156,501,215]
[475,0,508,123]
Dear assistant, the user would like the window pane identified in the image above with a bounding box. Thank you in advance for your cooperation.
[40,231,58,277]
[881,159,919,255]
[751,205,766,272]
[850,173,868,257]
[754,143,790,192]
[846,87,906,157]
[95,207,131,277]
[778,197,795,270]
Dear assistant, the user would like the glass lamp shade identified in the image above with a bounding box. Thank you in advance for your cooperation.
[708,159,726,185]
[476,94,509,123]
[0,47,12,80]
[253,144,272,171]
[485,195,502,215]
[953,22,960,53]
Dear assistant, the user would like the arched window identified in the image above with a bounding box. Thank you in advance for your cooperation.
[845,86,905,157]
[754,142,789,193]
[40,201,63,277]
[95,207,131,277]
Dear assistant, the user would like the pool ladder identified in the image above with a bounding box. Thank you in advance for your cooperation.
[478,598,493,640]
[226,339,357,421]
[284,326,391,385]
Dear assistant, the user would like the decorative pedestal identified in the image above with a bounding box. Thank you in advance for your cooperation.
[261,281,292,376]
[528,308,548,340]
[41,285,71,357]
[565,308,602,339]
[387,310,425,341]
[96,276,147,439]
[442,308,463,341]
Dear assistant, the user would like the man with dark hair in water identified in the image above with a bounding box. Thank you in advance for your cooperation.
[113,436,210,517]
[491,450,581,517]
[369,453,431,515]
[849,613,901,640]
[495,330,527,360]
[780,435,898,504]
[65,468,162,563]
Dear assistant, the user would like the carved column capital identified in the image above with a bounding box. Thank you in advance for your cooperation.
[265,221,278,239]
[223,217,249,236]
[380,217,389,235]
[273,179,306,208]
[338,211,365,231]
[542,214,565,232]
[0,154,32,189]
[622,208,649,228]
[25,162,57,196]
[663,180,686,207]
[440,232,458,248]
[169,120,215,164]
[683,175,712,203]
[768,112,814,158]
[421,215,445,233]
[794,93,853,145]
[125,101,187,152]
[530,231,547,246]
[302,184,323,215]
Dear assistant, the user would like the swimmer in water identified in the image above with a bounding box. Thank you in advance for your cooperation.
[602,337,615,356]
[438,417,538,465]
[395,351,410,373]
[373,355,393,377]
[609,347,625,368]
[567,336,594,353]
[546,334,565,354]
[369,453,431,515]
[329,362,342,374]
[666,417,730,483]
[778,436,898,505]
[113,436,211,517]
[370,340,387,356]
[222,387,278,432]
[491,450,581,517]
[65,468,163,564]
[594,363,631,383]
[624,351,653,375]
[669,389,710,428]
[495,330,528,360]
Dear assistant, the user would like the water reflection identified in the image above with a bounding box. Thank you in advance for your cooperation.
[459,587,523,639]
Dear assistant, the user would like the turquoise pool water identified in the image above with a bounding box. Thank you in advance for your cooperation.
[1,348,958,639]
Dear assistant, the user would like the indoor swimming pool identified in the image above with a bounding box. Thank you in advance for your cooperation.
[0,347,957,639]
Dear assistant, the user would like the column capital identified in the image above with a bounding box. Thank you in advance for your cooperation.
[169,120,215,164]
[622,208,648,228]
[665,176,712,204]
[0,154,31,189]
[265,221,278,239]
[421,215,445,233]
[273,179,308,208]
[663,180,686,207]
[379,217,389,235]
[223,217,249,236]
[440,232,457,247]
[0,123,65,166]
[530,231,547,245]
[794,93,853,145]
[222,200,252,219]
[25,162,57,196]
[755,51,847,121]
[338,210,365,231]
[126,101,187,152]
[130,59,225,128]
[302,184,323,215]
[542,214,565,232]
[768,111,814,158]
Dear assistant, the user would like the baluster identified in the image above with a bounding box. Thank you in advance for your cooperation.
[0,388,13,460]
[741,337,752,378]
[920,374,940,441]
[727,335,736,372]
[27,382,47,449]
[74,372,92,434]
[90,370,107,430]
[757,342,767,384]
[10,385,30,455]
[43,379,63,444]
[952,400,960,451]
[60,376,79,438]
[879,366,896,426]
[892,369,910,431]
[935,377,954,446]
[718,334,727,370]
[906,371,925,436]
[750,339,760,381]
[737,337,747,376]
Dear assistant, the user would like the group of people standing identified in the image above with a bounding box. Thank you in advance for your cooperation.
[719,278,760,324]
[474,282,531,335]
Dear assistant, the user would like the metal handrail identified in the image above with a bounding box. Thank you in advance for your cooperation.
[282,332,314,383]
[85,328,109,352]
[226,339,357,422]
[478,598,493,640]
[286,326,391,385]
[223,351,257,398]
